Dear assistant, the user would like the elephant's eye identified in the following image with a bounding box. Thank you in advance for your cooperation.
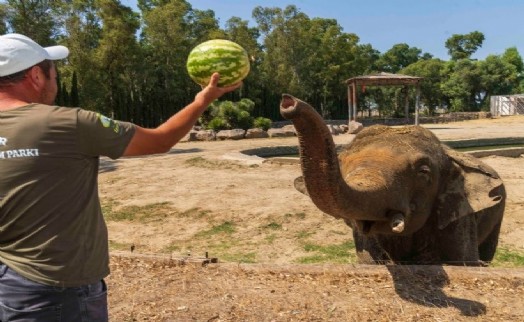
[419,165,431,175]
[417,165,432,185]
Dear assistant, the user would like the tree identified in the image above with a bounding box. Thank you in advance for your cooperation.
[0,2,8,33]
[440,59,481,111]
[70,71,80,106]
[3,2,519,122]
[445,31,484,60]
[441,54,518,112]
[254,6,311,99]
[223,17,262,105]
[477,55,517,108]
[502,47,524,93]
[3,0,58,45]
[303,17,364,118]
[376,43,427,73]
[95,0,141,121]
[138,0,223,126]
[401,58,447,114]
[58,0,103,110]
[253,5,369,119]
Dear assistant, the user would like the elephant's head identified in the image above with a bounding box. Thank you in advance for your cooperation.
[280,94,504,240]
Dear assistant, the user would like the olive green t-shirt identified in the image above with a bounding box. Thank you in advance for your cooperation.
[0,104,135,287]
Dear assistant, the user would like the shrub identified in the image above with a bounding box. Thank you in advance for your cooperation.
[253,117,272,131]
[207,118,228,131]
[200,98,269,131]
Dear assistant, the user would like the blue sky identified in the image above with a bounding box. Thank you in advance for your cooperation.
[120,0,524,60]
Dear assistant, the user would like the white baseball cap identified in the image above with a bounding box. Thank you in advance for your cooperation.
[0,33,69,77]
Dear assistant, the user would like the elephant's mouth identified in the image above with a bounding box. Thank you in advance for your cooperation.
[359,220,374,234]
[356,212,406,235]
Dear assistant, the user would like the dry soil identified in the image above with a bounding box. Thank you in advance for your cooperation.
[100,116,524,321]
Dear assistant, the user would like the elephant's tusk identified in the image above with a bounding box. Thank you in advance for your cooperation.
[390,213,405,233]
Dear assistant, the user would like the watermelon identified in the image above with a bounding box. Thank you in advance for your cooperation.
[187,39,250,87]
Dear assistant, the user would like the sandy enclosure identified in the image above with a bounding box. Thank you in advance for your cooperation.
[99,116,524,321]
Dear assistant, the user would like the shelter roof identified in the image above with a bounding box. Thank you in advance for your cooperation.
[345,72,422,86]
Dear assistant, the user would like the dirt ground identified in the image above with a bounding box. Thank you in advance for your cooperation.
[99,116,524,321]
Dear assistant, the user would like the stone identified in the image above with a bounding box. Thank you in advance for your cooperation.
[245,128,269,139]
[347,121,364,134]
[195,130,216,141]
[327,124,344,135]
[180,131,197,142]
[281,124,296,135]
[216,129,246,140]
[268,128,295,138]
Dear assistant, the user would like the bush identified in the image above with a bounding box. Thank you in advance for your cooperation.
[200,98,269,131]
[207,118,228,131]
[253,117,272,131]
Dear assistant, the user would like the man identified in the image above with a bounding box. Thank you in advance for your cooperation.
[0,33,241,321]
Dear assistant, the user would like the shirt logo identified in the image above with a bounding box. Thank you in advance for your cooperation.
[0,136,39,160]
[99,115,112,128]
[96,113,121,134]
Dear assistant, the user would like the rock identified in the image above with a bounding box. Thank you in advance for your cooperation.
[268,128,295,138]
[327,124,344,135]
[281,124,296,134]
[180,131,197,142]
[347,121,364,134]
[216,129,246,140]
[245,128,269,139]
[195,130,216,141]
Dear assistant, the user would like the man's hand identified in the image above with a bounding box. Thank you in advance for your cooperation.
[195,73,242,106]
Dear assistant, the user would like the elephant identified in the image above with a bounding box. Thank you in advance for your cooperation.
[280,94,505,266]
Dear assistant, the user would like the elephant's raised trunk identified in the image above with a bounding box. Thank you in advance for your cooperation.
[280,94,408,235]
[280,94,356,219]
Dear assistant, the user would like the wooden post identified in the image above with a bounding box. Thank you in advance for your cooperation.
[415,84,421,125]
[404,85,409,122]
[352,82,357,121]
[347,84,352,121]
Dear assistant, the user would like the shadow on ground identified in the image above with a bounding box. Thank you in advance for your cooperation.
[386,265,486,316]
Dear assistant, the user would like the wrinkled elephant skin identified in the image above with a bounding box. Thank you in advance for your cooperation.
[281,94,505,266]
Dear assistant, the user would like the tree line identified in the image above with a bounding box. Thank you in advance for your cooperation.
[1,0,523,127]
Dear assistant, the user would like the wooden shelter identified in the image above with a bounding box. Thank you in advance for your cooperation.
[345,72,423,125]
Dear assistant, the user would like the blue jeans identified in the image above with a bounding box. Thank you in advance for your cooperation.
[0,263,108,322]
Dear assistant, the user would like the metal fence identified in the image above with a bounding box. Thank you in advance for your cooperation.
[490,94,524,116]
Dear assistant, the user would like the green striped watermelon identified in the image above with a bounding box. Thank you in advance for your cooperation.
[187,39,250,87]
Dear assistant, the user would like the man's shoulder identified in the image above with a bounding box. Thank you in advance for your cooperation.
[32,103,81,113]
[31,104,89,121]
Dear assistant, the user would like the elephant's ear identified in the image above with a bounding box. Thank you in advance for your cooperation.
[294,176,309,196]
[436,146,505,229]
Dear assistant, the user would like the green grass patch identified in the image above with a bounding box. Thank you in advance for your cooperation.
[219,252,257,263]
[195,221,236,238]
[102,201,172,222]
[185,156,257,169]
[491,247,524,267]
[182,239,256,263]
[295,230,315,239]
[178,207,212,219]
[264,222,282,230]
[108,240,132,251]
[163,239,239,258]
[163,244,183,253]
[295,241,357,264]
